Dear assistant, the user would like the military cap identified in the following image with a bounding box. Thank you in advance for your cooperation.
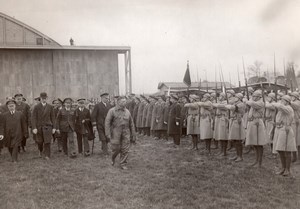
[6,98,16,105]
[248,87,255,94]
[40,92,48,99]
[235,93,244,100]
[52,99,62,104]
[268,93,276,100]
[282,95,291,103]
[290,92,300,100]
[171,94,179,100]
[14,93,23,98]
[63,98,73,104]
[34,97,41,101]
[77,98,86,103]
[114,95,120,99]
[227,89,235,96]
[135,97,141,102]
[100,93,109,97]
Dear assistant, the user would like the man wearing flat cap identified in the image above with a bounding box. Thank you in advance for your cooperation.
[52,98,63,152]
[75,98,93,156]
[32,92,56,159]
[14,93,31,152]
[0,99,28,162]
[91,93,112,155]
[56,98,77,158]
[105,96,136,170]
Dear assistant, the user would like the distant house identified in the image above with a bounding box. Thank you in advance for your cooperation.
[157,81,234,95]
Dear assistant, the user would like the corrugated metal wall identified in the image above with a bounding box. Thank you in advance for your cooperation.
[0,49,119,104]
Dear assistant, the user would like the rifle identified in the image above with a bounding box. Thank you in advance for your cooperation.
[261,83,266,123]
[215,67,218,103]
[237,65,241,93]
[242,57,249,100]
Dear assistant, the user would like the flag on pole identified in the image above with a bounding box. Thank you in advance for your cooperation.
[183,60,191,87]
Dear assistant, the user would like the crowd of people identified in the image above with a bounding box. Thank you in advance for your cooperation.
[0,88,299,175]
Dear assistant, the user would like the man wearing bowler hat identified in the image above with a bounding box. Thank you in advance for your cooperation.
[31,92,56,159]
[91,93,112,155]
[0,99,28,162]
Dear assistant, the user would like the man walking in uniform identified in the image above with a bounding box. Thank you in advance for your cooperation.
[105,96,136,170]
[92,93,111,155]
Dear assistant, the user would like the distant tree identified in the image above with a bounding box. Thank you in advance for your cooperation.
[247,60,263,77]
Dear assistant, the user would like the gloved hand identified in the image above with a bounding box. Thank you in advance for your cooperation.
[0,135,4,141]
[32,128,38,134]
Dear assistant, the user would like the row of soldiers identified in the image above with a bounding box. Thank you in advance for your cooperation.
[125,87,299,177]
[1,89,299,175]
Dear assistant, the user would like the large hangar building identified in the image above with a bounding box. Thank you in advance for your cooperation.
[0,12,132,104]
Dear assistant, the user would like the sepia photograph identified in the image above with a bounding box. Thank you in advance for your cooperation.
[0,0,300,208]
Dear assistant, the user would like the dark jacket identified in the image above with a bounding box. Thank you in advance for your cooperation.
[167,102,182,135]
[15,102,31,128]
[91,102,111,130]
[1,111,28,148]
[75,107,91,134]
[31,103,56,131]
[56,107,76,132]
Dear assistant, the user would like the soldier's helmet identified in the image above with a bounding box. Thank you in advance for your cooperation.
[203,93,210,99]
[268,93,276,100]
[219,92,225,98]
[290,91,300,100]
[189,94,199,101]
[227,89,235,96]
[252,90,262,98]
[282,95,291,103]
[248,87,255,94]
[235,93,244,100]
[210,92,216,98]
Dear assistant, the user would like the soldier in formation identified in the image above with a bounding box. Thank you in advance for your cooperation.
[0,87,299,176]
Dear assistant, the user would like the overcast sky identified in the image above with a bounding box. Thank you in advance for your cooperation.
[1,0,300,94]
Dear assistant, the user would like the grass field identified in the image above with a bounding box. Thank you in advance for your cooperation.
[0,135,300,209]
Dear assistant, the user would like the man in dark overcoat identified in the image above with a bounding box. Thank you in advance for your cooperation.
[14,93,31,152]
[168,95,182,147]
[31,92,56,159]
[91,93,112,155]
[0,99,28,162]
[75,98,92,156]
[56,98,77,158]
